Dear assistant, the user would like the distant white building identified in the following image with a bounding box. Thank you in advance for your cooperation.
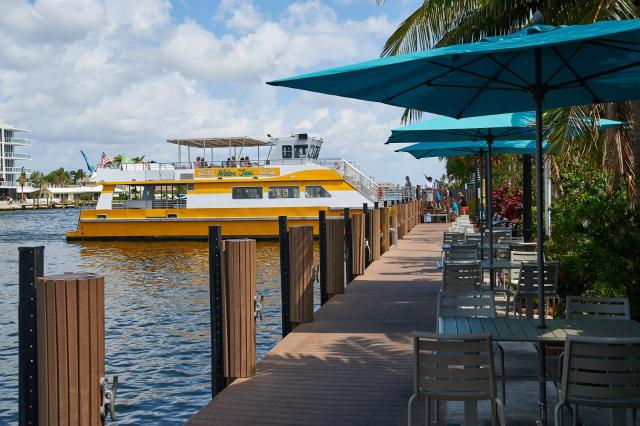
[0,120,32,197]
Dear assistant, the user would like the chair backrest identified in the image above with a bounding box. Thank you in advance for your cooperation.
[515,261,558,296]
[560,336,640,408]
[509,250,539,283]
[443,231,465,245]
[465,234,482,244]
[413,332,497,401]
[485,228,512,243]
[566,296,630,320]
[498,237,524,245]
[443,261,482,292]
[445,245,478,261]
[509,242,537,253]
[437,291,496,321]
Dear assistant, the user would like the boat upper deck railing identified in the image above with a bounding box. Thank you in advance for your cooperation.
[111,158,345,172]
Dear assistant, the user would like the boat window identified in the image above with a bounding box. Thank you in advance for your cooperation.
[305,185,331,198]
[294,145,308,158]
[308,145,319,159]
[268,186,300,199]
[232,187,263,199]
[282,145,292,159]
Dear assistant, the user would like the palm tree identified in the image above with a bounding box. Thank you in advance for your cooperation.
[18,167,27,202]
[28,171,48,205]
[70,169,86,184]
[131,156,145,164]
[378,0,640,204]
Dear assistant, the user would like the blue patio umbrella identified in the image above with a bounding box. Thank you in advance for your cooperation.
[396,139,546,157]
[269,20,640,423]
[385,112,624,144]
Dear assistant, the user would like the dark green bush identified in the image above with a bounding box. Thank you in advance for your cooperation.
[546,166,640,318]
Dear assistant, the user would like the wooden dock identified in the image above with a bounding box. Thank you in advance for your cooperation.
[188,222,448,426]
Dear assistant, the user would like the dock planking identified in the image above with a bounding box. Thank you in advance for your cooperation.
[187,223,448,426]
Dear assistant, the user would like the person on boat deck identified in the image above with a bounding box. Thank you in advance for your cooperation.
[194,156,200,168]
[245,155,251,166]
[225,157,230,167]
[231,156,237,167]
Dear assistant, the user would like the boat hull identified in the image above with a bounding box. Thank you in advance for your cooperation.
[66,207,355,240]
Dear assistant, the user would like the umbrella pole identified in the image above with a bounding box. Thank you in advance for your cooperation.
[486,137,494,290]
[479,152,484,260]
[534,48,546,330]
[534,47,548,426]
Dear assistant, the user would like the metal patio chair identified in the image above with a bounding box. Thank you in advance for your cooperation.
[566,296,630,320]
[509,261,558,319]
[555,336,640,426]
[444,244,478,262]
[443,261,482,292]
[408,332,506,426]
[436,291,506,403]
[443,231,465,245]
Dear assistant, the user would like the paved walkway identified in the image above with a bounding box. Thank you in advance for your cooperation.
[187,223,445,426]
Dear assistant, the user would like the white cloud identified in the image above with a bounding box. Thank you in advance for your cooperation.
[0,0,445,184]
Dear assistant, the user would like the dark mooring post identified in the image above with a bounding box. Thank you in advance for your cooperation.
[18,246,44,426]
[319,210,328,305]
[278,216,292,337]
[343,208,353,284]
[363,203,370,268]
[208,226,226,397]
[522,154,533,242]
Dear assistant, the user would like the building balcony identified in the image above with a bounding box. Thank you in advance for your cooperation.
[4,167,33,174]
[5,138,32,146]
[3,152,32,160]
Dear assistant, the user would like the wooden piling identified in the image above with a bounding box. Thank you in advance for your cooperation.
[223,239,257,379]
[36,272,105,426]
[380,207,390,254]
[351,214,365,276]
[325,219,345,299]
[288,226,314,326]
[369,209,381,261]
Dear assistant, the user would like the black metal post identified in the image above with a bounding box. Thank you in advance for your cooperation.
[415,185,421,201]
[534,47,548,426]
[363,203,370,268]
[343,208,352,284]
[208,227,226,397]
[374,202,379,209]
[319,211,328,305]
[522,154,533,242]
[383,201,387,207]
[18,246,44,426]
[479,151,485,261]
[278,216,292,337]
[487,136,495,290]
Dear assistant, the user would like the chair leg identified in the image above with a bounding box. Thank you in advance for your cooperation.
[495,398,506,426]
[498,344,506,405]
[426,397,431,426]
[407,394,416,426]
[572,404,578,426]
[490,400,498,426]
[554,402,565,426]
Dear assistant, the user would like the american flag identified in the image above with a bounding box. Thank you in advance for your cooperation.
[99,152,113,168]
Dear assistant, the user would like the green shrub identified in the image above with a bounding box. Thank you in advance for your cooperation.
[546,166,640,318]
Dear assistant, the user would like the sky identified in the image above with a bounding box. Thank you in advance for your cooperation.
[0,0,446,184]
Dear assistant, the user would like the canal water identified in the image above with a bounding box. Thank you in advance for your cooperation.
[0,208,318,425]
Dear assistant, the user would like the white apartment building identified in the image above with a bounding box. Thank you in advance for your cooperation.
[0,120,32,197]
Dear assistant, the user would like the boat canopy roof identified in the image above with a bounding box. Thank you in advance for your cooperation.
[166,137,271,148]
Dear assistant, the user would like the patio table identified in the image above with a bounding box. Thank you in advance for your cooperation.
[441,243,510,251]
[439,317,640,425]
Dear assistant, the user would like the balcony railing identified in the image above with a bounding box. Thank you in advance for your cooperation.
[3,152,32,160]
[4,138,32,146]
[4,167,33,173]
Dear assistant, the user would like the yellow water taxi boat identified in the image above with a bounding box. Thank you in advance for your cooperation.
[66,134,410,240]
